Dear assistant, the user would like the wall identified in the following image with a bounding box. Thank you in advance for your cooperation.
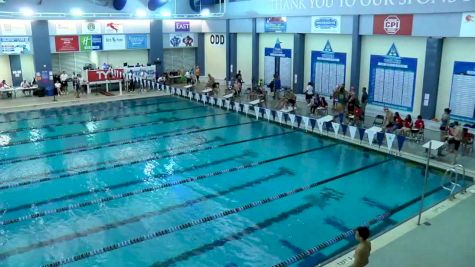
[20,55,35,82]
[304,34,352,91]
[163,48,196,72]
[359,35,427,116]
[236,33,252,85]
[258,33,294,85]
[0,56,12,85]
[436,38,475,119]
[204,33,226,80]
[98,50,149,68]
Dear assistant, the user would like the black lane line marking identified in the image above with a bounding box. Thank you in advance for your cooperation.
[1,143,256,215]
[0,106,210,148]
[0,95,175,117]
[0,100,189,134]
[0,168,293,259]
[0,112,231,166]
[272,184,448,267]
[152,202,314,267]
[0,97,179,124]
[0,120,257,185]
[39,156,390,267]
[0,128,293,191]
[0,131,296,224]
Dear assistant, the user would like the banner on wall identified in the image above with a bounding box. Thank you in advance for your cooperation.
[86,68,124,82]
[169,33,196,48]
[264,39,292,88]
[311,16,341,34]
[55,22,77,35]
[124,65,156,80]
[102,34,126,50]
[460,13,475,37]
[265,17,287,32]
[0,37,31,54]
[82,22,102,34]
[104,22,123,34]
[55,35,80,52]
[449,61,475,122]
[368,43,417,112]
[175,21,190,32]
[209,34,225,46]
[1,22,27,36]
[310,41,346,96]
[373,14,413,35]
[80,35,103,51]
[127,34,148,49]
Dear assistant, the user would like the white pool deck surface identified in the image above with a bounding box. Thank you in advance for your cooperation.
[1,84,474,267]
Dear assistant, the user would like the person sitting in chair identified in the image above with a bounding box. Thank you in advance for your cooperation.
[233,80,242,96]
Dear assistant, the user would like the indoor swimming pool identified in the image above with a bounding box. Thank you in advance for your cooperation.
[0,96,460,266]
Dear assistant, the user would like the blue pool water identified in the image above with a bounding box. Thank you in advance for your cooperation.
[0,96,458,266]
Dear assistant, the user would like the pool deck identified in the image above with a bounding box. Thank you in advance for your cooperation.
[1,82,474,267]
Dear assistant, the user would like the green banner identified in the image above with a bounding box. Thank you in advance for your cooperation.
[80,35,102,51]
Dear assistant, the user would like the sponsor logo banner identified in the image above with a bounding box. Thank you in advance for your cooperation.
[169,33,196,48]
[55,35,80,52]
[264,17,287,32]
[311,16,341,33]
[0,37,31,54]
[104,22,123,34]
[373,14,413,35]
[460,12,475,37]
[1,22,28,36]
[55,22,77,35]
[87,68,124,82]
[103,34,126,50]
[82,22,101,34]
[175,21,190,32]
[127,34,148,49]
[80,35,103,51]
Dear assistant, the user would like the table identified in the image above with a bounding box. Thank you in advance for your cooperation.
[320,115,334,122]
[87,80,122,95]
[223,93,234,99]
[0,86,38,98]
[422,140,445,150]
[279,106,296,113]
[367,126,382,133]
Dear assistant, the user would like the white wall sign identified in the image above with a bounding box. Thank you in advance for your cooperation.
[209,34,225,46]
[103,35,126,50]
[460,13,475,37]
[104,22,124,34]
[1,21,27,36]
[55,22,77,35]
[82,22,101,34]
[311,16,341,34]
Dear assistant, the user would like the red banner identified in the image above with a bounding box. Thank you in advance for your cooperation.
[373,15,413,35]
[87,68,124,82]
[55,36,79,52]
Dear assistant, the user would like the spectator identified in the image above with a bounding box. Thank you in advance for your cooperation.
[411,115,425,135]
[351,226,371,267]
[185,71,192,85]
[304,82,314,104]
[54,80,62,96]
[440,108,451,141]
[347,91,357,115]
[383,107,394,131]
[233,79,242,96]
[400,114,413,135]
[361,87,368,115]
[446,122,463,153]
[310,94,321,114]
[194,66,201,83]
[60,71,68,94]
[20,80,31,95]
[273,74,281,99]
[334,84,347,116]
[392,112,404,132]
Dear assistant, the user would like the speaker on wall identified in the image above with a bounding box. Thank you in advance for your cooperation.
[148,0,169,11]
[112,0,127,10]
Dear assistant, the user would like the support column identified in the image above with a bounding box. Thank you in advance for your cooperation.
[225,20,232,81]
[251,18,259,86]
[350,15,362,96]
[9,55,23,86]
[420,37,443,119]
[31,20,53,90]
[228,33,237,81]
[293,33,305,93]
[149,20,164,76]
[196,33,205,75]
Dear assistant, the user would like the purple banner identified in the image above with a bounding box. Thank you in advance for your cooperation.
[175,21,190,32]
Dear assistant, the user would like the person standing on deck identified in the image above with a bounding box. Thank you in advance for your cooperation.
[351,226,371,267]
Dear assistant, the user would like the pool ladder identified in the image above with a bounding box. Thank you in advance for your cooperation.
[441,164,466,199]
